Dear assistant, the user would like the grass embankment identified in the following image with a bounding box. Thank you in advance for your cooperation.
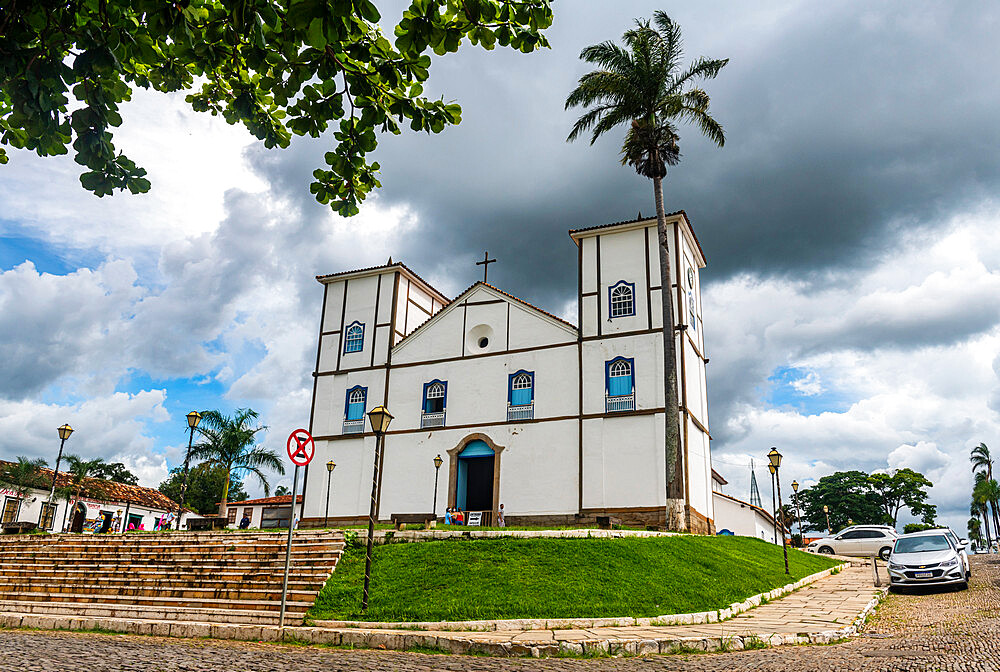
[309,535,840,622]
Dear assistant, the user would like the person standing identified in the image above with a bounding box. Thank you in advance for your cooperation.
[496,503,505,528]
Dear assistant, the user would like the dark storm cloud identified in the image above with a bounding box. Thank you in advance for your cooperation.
[249,1,1000,318]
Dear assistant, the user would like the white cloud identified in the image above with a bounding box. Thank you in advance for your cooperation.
[708,208,1000,534]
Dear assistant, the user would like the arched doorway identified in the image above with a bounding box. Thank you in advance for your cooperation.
[457,440,494,511]
[448,434,504,522]
[70,503,87,533]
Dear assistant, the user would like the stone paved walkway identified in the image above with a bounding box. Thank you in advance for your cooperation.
[309,564,881,655]
[0,556,997,670]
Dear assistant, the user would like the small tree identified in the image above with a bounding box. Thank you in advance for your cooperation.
[869,468,935,526]
[0,457,48,522]
[189,408,282,517]
[158,463,248,516]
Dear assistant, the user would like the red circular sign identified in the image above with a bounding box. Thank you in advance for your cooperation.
[286,428,315,467]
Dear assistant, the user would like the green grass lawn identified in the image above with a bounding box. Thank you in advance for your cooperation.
[308,535,840,622]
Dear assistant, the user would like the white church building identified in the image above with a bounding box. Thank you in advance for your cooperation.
[301,211,715,533]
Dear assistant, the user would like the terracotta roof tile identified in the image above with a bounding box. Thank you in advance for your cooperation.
[568,210,706,265]
[225,495,302,506]
[0,461,181,512]
[315,261,450,304]
[394,281,577,347]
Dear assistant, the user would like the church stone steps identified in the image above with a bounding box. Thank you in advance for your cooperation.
[0,531,343,625]
[0,590,315,612]
[0,599,294,625]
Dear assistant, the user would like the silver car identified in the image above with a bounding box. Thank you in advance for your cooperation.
[887,530,968,590]
[807,525,898,559]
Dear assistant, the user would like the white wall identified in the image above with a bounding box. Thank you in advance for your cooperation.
[713,492,778,544]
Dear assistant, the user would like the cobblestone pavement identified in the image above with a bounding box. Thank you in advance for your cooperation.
[1,555,997,671]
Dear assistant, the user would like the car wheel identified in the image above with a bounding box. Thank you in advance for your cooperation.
[818,546,834,554]
[879,546,892,561]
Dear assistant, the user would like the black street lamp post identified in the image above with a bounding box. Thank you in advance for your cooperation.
[44,424,74,529]
[324,460,336,528]
[767,463,777,545]
[362,406,393,612]
[768,447,789,575]
[176,411,202,530]
[432,454,443,516]
[791,480,803,548]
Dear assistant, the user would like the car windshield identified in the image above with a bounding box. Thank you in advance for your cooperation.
[894,535,952,554]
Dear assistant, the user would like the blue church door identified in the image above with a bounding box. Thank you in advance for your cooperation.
[456,440,495,512]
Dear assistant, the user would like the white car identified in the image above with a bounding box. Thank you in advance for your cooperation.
[807,525,898,559]
[887,530,968,590]
[939,527,971,579]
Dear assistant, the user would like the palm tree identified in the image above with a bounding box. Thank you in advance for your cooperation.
[971,442,993,479]
[0,457,48,522]
[566,12,727,530]
[971,442,998,538]
[61,455,105,531]
[189,408,282,517]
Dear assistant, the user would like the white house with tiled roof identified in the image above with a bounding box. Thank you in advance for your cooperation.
[302,212,715,532]
[0,460,197,533]
[224,494,304,529]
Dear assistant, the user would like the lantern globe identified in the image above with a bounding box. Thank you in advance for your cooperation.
[791,480,799,492]
[433,454,443,469]
[767,447,782,469]
[367,406,394,435]
[327,460,336,473]
[186,411,202,429]
[57,424,74,440]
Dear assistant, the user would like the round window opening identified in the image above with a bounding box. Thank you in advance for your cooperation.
[478,337,489,348]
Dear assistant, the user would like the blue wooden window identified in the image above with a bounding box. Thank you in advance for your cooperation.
[688,293,697,332]
[508,371,534,406]
[344,321,364,353]
[345,386,367,420]
[608,281,635,318]
[606,358,634,396]
[423,380,447,413]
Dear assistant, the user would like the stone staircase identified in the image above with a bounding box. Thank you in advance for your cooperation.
[0,530,344,625]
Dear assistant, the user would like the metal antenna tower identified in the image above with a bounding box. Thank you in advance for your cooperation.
[749,459,763,508]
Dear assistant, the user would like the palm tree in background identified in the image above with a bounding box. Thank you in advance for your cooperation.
[971,442,998,543]
[189,408,282,517]
[0,457,48,522]
[61,455,105,531]
[566,11,727,530]
[971,442,993,479]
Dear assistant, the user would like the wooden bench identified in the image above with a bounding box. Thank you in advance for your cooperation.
[2,521,38,534]
[596,516,622,530]
[186,517,229,531]
[390,513,437,530]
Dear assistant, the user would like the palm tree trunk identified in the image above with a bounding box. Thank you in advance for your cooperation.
[653,174,685,531]
[984,505,994,547]
[219,467,231,518]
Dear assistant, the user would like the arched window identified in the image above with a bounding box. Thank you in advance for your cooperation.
[509,371,534,406]
[607,358,634,396]
[609,281,635,318]
[424,381,446,413]
[345,386,367,421]
[344,322,364,353]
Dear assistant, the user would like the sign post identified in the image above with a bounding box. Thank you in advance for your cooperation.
[279,428,314,631]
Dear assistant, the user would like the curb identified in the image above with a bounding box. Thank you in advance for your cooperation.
[313,562,852,632]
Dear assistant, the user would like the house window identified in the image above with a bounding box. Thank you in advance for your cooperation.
[39,503,57,530]
[606,357,635,412]
[689,293,697,332]
[344,321,364,353]
[609,281,635,318]
[1,497,20,524]
[343,386,367,434]
[508,370,534,421]
[421,380,447,428]
[227,507,238,524]
[243,507,254,520]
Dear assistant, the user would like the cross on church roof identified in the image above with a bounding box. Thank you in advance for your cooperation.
[476,251,496,283]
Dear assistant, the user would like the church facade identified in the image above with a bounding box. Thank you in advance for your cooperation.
[301,211,715,532]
